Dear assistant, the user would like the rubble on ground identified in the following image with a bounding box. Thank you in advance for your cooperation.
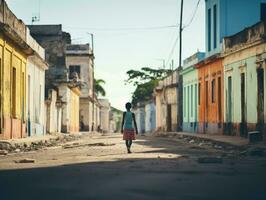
[155,132,266,158]
[14,158,36,163]
[0,134,82,154]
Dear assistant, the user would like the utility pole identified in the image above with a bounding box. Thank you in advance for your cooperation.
[88,33,95,131]
[179,0,183,69]
[177,0,184,131]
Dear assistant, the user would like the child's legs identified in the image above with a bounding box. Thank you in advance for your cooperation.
[128,140,132,147]
[125,140,129,148]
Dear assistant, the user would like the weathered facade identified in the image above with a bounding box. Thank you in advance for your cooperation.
[196,56,224,134]
[134,102,145,134]
[144,101,156,133]
[99,99,110,133]
[65,44,94,131]
[223,21,266,137]
[45,89,62,134]
[109,107,122,133]
[181,52,205,133]
[28,24,81,134]
[0,0,33,139]
[154,70,180,132]
[26,29,48,136]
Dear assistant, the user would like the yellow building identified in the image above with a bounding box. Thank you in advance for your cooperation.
[0,0,32,139]
[0,34,29,139]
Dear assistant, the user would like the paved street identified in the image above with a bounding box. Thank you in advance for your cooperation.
[0,133,266,200]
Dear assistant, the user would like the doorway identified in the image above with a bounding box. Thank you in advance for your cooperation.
[257,68,264,134]
[240,73,247,137]
[167,104,172,132]
[227,76,233,135]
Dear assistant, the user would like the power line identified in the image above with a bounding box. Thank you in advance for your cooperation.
[165,33,179,67]
[63,25,178,32]
[183,0,201,29]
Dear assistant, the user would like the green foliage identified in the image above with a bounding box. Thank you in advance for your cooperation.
[125,67,172,86]
[131,80,159,106]
[94,79,106,96]
[125,67,173,107]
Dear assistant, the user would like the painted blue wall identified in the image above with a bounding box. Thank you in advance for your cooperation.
[206,0,266,57]
[144,102,156,133]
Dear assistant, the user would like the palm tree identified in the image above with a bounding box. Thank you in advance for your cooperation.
[94,79,106,96]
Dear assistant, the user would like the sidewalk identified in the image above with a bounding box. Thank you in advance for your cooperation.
[156,131,250,148]
[0,132,83,151]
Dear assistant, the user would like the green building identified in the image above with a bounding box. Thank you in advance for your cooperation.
[181,52,205,133]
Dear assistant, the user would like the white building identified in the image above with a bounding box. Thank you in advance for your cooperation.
[65,44,95,131]
[26,28,48,136]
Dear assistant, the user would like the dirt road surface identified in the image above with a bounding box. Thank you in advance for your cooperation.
[0,133,265,200]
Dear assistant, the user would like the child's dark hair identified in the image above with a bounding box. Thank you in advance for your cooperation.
[125,102,132,110]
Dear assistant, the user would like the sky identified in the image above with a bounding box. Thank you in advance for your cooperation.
[6,0,205,110]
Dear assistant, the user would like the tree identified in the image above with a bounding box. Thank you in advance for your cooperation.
[94,79,106,96]
[125,67,173,86]
[125,67,173,106]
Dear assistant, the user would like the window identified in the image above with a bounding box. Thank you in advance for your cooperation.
[69,65,80,79]
[191,85,193,117]
[195,83,197,117]
[188,86,190,119]
[12,67,16,117]
[211,79,216,103]
[213,4,217,49]
[184,87,186,117]
[208,8,212,51]
[198,83,201,105]
[261,3,266,22]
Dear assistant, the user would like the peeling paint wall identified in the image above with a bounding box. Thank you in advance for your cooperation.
[0,34,27,139]
[198,58,224,134]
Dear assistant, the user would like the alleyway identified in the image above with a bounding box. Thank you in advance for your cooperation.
[0,133,266,200]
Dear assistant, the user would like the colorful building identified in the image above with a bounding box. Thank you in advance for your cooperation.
[196,55,224,134]
[181,52,205,133]
[205,0,266,57]
[0,1,32,139]
[223,21,266,137]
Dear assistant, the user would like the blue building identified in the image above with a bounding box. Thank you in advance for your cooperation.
[205,0,266,57]
[144,101,156,133]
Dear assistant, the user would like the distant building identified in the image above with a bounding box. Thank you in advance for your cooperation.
[154,70,180,132]
[109,107,123,133]
[134,102,145,134]
[65,44,95,131]
[99,99,111,133]
[28,24,81,134]
[144,101,156,133]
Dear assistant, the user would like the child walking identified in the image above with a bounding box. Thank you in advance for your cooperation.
[121,102,138,153]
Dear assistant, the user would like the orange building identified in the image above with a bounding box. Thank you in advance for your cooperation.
[196,54,224,134]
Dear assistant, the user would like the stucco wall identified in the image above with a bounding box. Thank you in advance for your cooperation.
[144,102,156,133]
[198,58,224,134]
[0,34,27,139]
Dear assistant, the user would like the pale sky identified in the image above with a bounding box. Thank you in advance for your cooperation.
[7,0,205,110]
